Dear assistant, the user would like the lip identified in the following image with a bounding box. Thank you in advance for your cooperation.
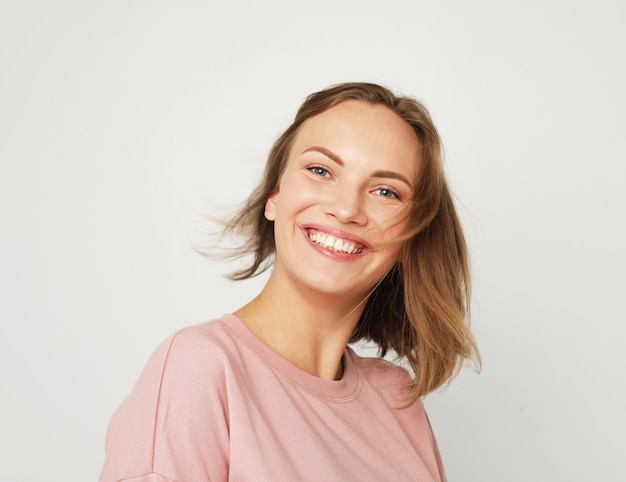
[301,223,370,260]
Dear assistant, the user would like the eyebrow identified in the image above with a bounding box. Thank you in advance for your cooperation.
[301,146,413,188]
[302,146,344,166]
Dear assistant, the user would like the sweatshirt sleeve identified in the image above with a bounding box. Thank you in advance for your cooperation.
[99,327,230,482]
[424,411,447,482]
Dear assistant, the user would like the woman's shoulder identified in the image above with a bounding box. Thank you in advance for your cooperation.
[349,347,412,380]
[150,314,246,376]
[100,316,238,481]
[103,315,245,444]
[164,314,237,350]
[348,347,417,406]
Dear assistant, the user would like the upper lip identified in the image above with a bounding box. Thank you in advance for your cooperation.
[302,223,370,249]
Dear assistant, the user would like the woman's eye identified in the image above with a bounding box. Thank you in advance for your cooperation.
[308,166,330,177]
[375,188,401,200]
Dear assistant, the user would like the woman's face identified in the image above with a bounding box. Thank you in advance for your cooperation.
[265,100,420,300]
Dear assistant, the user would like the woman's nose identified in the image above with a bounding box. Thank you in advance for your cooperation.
[324,187,367,225]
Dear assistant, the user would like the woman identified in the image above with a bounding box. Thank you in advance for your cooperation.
[99,82,479,481]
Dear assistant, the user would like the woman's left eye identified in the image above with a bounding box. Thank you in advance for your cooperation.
[375,188,401,200]
[308,166,330,177]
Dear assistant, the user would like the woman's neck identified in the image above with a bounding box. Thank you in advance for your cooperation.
[234,273,368,380]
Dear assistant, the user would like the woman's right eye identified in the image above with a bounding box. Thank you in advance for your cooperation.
[307,166,330,177]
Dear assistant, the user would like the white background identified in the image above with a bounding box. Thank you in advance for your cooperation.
[1,1,625,480]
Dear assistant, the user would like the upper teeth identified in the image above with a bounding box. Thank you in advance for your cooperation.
[308,231,363,254]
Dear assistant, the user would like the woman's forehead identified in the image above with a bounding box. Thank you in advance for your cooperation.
[289,100,420,175]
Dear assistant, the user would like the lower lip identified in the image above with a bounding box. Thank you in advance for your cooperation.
[302,229,367,261]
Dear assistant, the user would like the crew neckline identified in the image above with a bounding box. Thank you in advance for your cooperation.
[219,313,362,402]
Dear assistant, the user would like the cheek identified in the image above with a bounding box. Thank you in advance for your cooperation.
[374,206,411,237]
[267,187,317,228]
[280,179,320,209]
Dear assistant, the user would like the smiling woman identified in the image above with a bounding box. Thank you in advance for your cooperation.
[262,100,418,308]
[99,83,480,482]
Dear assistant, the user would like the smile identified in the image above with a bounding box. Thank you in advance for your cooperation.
[307,230,364,254]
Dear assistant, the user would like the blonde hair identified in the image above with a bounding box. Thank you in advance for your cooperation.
[222,82,479,403]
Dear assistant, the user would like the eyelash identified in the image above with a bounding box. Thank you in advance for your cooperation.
[306,165,402,201]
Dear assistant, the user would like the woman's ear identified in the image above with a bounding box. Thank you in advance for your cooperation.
[264,188,279,221]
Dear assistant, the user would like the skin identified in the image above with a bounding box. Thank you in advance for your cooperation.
[235,100,420,380]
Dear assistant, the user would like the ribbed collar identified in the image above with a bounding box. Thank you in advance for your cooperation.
[220,313,362,403]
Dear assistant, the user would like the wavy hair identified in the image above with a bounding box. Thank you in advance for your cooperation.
[220,82,479,403]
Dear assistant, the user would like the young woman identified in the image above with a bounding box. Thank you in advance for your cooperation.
[99,82,479,481]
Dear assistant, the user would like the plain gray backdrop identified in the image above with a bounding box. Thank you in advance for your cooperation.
[1,1,624,480]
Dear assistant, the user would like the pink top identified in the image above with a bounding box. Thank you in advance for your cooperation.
[99,314,446,481]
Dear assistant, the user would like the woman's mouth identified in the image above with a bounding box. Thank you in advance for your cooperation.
[307,230,364,254]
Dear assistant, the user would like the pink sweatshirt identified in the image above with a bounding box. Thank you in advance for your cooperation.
[99,314,446,481]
